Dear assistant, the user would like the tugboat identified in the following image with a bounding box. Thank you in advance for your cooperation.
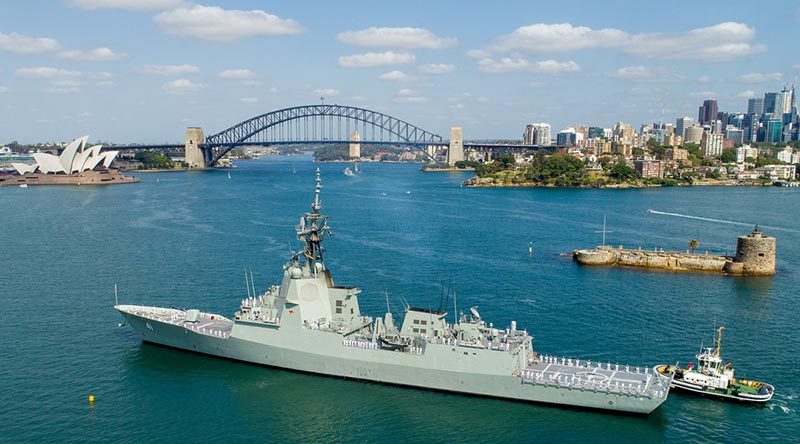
[656,327,774,403]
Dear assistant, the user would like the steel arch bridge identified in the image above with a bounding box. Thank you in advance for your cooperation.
[203,104,444,166]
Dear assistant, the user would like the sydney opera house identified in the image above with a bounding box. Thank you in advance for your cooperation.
[0,135,138,186]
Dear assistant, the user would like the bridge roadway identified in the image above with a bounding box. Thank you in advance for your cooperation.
[104,141,552,152]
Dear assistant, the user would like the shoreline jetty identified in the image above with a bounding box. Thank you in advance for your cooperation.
[573,227,776,276]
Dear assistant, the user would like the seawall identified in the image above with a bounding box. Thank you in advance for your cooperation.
[573,246,745,274]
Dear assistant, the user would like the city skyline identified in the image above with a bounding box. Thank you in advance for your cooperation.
[1,0,799,143]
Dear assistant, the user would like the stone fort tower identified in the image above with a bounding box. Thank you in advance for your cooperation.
[733,227,776,275]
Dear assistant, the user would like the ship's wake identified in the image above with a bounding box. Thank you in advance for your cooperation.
[647,209,800,234]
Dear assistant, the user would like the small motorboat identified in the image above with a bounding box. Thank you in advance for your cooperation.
[18,183,28,188]
[657,327,774,403]
[344,167,355,176]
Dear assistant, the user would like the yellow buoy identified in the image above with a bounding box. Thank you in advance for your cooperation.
[88,394,95,403]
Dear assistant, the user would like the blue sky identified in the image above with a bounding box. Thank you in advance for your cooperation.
[1,0,798,143]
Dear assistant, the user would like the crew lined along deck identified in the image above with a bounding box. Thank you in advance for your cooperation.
[119,306,233,339]
[342,339,425,355]
[523,355,667,399]
[171,315,233,339]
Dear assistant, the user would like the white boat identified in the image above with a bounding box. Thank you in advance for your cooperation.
[18,183,28,188]
[344,167,355,176]
[656,326,774,403]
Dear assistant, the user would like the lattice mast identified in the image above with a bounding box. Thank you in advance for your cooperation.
[296,168,332,275]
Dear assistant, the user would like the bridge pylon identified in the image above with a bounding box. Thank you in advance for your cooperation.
[185,127,206,169]
[348,131,361,159]
[446,126,463,165]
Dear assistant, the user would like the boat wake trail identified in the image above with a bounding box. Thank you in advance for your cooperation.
[647,209,800,234]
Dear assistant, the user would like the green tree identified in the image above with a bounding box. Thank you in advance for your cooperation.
[720,148,737,163]
[134,151,176,169]
[688,239,699,253]
[608,161,636,181]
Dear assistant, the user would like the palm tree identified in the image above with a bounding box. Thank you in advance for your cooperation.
[688,239,699,254]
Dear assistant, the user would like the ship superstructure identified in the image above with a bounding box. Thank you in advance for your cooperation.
[116,169,671,414]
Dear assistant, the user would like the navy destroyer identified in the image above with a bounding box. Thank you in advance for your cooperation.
[116,169,672,414]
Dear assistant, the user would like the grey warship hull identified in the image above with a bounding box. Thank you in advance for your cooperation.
[117,169,671,415]
[118,305,669,414]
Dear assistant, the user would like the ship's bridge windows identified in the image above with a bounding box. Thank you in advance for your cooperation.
[336,300,343,306]
[420,320,427,325]
[413,319,419,325]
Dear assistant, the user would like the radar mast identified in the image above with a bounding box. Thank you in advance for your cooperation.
[296,168,332,275]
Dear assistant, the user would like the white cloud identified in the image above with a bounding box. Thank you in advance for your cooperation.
[737,90,756,98]
[154,5,303,42]
[0,32,60,54]
[138,64,200,75]
[16,67,82,79]
[417,63,456,74]
[240,97,259,103]
[313,88,339,96]
[488,23,627,54]
[474,21,765,62]
[379,70,412,82]
[626,22,765,61]
[397,88,417,96]
[395,95,428,104]
[466,49,491,59]
[477,58,579,74]
[337,27,457,49]
[0,86,9,93]
[268,87,278,93]
[698,75,711,83]
[96,80,115,88]
[338,51,415,68]
[57,47,126,61]
[86,71,113,80]
[163,78,204,94]
[70,0,186,10]
[689,91,716,98]
[51,79,86,87]
[45,86,81,94]
[737,72,782,83]
[609,65,681,82]
[219,69,256,79]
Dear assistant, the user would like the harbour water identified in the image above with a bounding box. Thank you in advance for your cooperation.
[1,154,798,442]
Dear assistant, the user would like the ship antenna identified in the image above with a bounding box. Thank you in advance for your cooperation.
[249,268,257,297]
[714,326,725,357]
[453,288,458,325]
[244,268,251,298]
[114,283,118,307]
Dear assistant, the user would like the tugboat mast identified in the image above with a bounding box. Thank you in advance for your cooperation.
[713,326,725,357]
[296,168,333,276]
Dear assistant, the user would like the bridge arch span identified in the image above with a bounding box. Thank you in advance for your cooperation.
[203,104,443,166]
